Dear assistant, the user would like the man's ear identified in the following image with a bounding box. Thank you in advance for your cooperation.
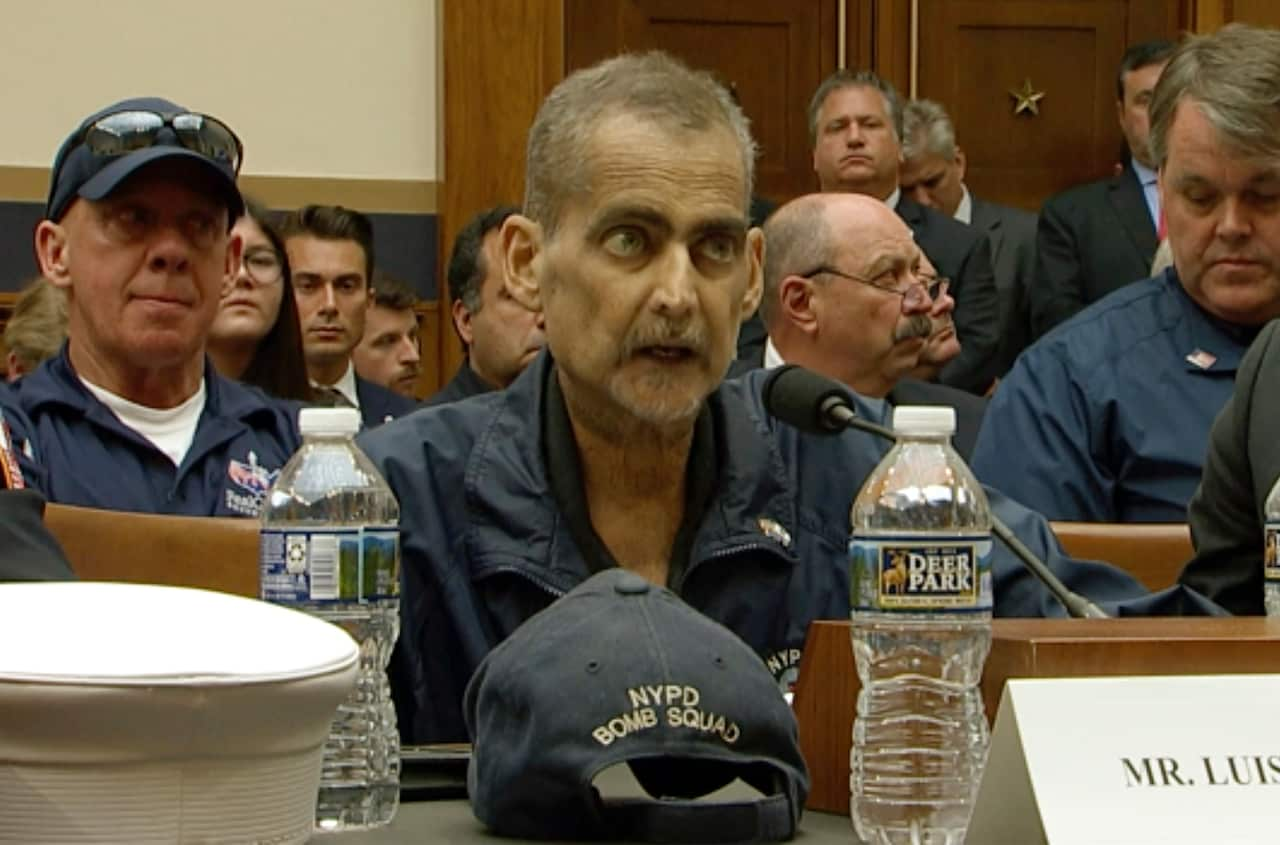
[221,228,243,299]
[502,214,544,312]
[740,227,765,318]
[779,275,819,334]
[35,220,73,291]
[451,297,475,347]
[954,146,967,181]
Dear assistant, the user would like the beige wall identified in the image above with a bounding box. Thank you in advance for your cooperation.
[0,0,439,185]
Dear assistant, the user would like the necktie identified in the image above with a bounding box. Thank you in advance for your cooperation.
[312,386,355,409]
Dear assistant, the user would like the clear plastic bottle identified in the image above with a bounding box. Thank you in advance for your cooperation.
[1264,474,1280,617]
[259,407,401,833]
[847,406,993,845]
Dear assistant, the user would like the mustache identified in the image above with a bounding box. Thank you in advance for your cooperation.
[620,321,708,358]
[893,314,933,343]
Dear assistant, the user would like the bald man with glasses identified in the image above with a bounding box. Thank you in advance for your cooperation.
[752,193,988,458]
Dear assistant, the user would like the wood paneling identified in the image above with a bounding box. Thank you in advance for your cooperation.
[565,0,837,204]
[918,0,1168,212]
[410,300,441,401]
[439,0,564,393]
[1222,0,1280,27]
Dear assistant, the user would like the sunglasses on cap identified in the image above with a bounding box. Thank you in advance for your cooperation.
[71,110,243,174]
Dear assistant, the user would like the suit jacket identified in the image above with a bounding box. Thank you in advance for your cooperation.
[356,375,419,429]
[969,195,1038,373]
[0,490,75,582]
[424,361,495,407]
[895,196,1002,394]
[888,377,988,462]
[1180,318,1280,615]
[1032,165,1157,338]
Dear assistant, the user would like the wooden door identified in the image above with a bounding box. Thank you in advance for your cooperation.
[565,0,838,205]
[917,0,1184,212]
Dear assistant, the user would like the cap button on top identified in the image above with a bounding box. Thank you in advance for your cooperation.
[613,572,651,595]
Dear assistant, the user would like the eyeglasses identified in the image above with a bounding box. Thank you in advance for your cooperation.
[73,110,243,174]
[801,265,949,309]
[240,247,284,285]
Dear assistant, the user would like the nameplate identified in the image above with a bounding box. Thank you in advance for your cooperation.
[968,675,1280,844]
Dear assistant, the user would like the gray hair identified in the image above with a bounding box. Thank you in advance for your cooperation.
[523,51,758,234]
[807,70,902,147]
[760,197,832,328]
[1149,24,1280,169]
[901,99,957,162]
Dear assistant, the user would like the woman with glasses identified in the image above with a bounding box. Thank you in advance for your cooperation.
[208,199,314,401]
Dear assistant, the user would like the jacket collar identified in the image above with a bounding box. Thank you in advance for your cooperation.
[22,344,291,467]
[1160,269,1258,375]
[460,350,800,592]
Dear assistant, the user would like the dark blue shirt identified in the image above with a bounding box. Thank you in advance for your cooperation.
[14,348,301,517]
[359,351,1218,743]
[972,269,1253,522]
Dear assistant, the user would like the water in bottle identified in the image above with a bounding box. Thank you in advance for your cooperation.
[848,405,992,845]
[1264,474,1280,616]
[259,407,401,832]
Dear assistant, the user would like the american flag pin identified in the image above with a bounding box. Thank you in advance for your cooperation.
[1186,349,1217,370]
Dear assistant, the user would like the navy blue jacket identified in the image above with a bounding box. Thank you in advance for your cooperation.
[972,269,1252,522]
[356,374,418,428]
[360,352,1219,744]
[14,348,301,517]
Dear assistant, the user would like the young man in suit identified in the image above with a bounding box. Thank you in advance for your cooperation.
[900,98,1038,375]
[280,205,417,426]
[1031,39,1176,337]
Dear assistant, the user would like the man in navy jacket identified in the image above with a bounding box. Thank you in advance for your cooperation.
[361,52,1220,744]
[14,97,299,517]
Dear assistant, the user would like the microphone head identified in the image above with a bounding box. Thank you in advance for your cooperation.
[761,365,857,435]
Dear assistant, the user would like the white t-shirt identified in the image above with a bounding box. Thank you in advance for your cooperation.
[80,378,206,468]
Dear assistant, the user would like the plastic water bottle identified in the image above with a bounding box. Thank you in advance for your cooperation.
[1264,474,1280,616]
[847,406,993,845]
[259,407,401,832]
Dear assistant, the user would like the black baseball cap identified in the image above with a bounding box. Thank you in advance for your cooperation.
[464,569,810,842]
[45,97,244,223]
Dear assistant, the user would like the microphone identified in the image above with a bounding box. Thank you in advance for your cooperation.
[761,365,1109,620]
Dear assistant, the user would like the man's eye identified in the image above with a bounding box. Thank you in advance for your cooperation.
[183,214,218,243]
[699,234,738,264]
[603,228,646,257]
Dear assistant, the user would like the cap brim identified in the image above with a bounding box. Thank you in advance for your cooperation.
[77,146,244,220]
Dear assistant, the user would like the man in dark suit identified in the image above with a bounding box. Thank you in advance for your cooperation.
[427,204,547,407]
[1182,319,1280,615]
[901,98,1038,374]
[805,70,1001,395]
[279,205,416,427]
[1031,39,1176,337]
[755,192,987,459]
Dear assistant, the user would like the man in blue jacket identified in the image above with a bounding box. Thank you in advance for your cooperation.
[0,385,74,581]
[14,97,299,517]
[971,24,1280,523]
[360,51,1219,745]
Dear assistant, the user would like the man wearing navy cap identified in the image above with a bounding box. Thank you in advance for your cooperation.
[12,98,299,517]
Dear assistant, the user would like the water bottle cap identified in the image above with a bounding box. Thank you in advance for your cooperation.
[891,405,956,435]
[298,407,361,436]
